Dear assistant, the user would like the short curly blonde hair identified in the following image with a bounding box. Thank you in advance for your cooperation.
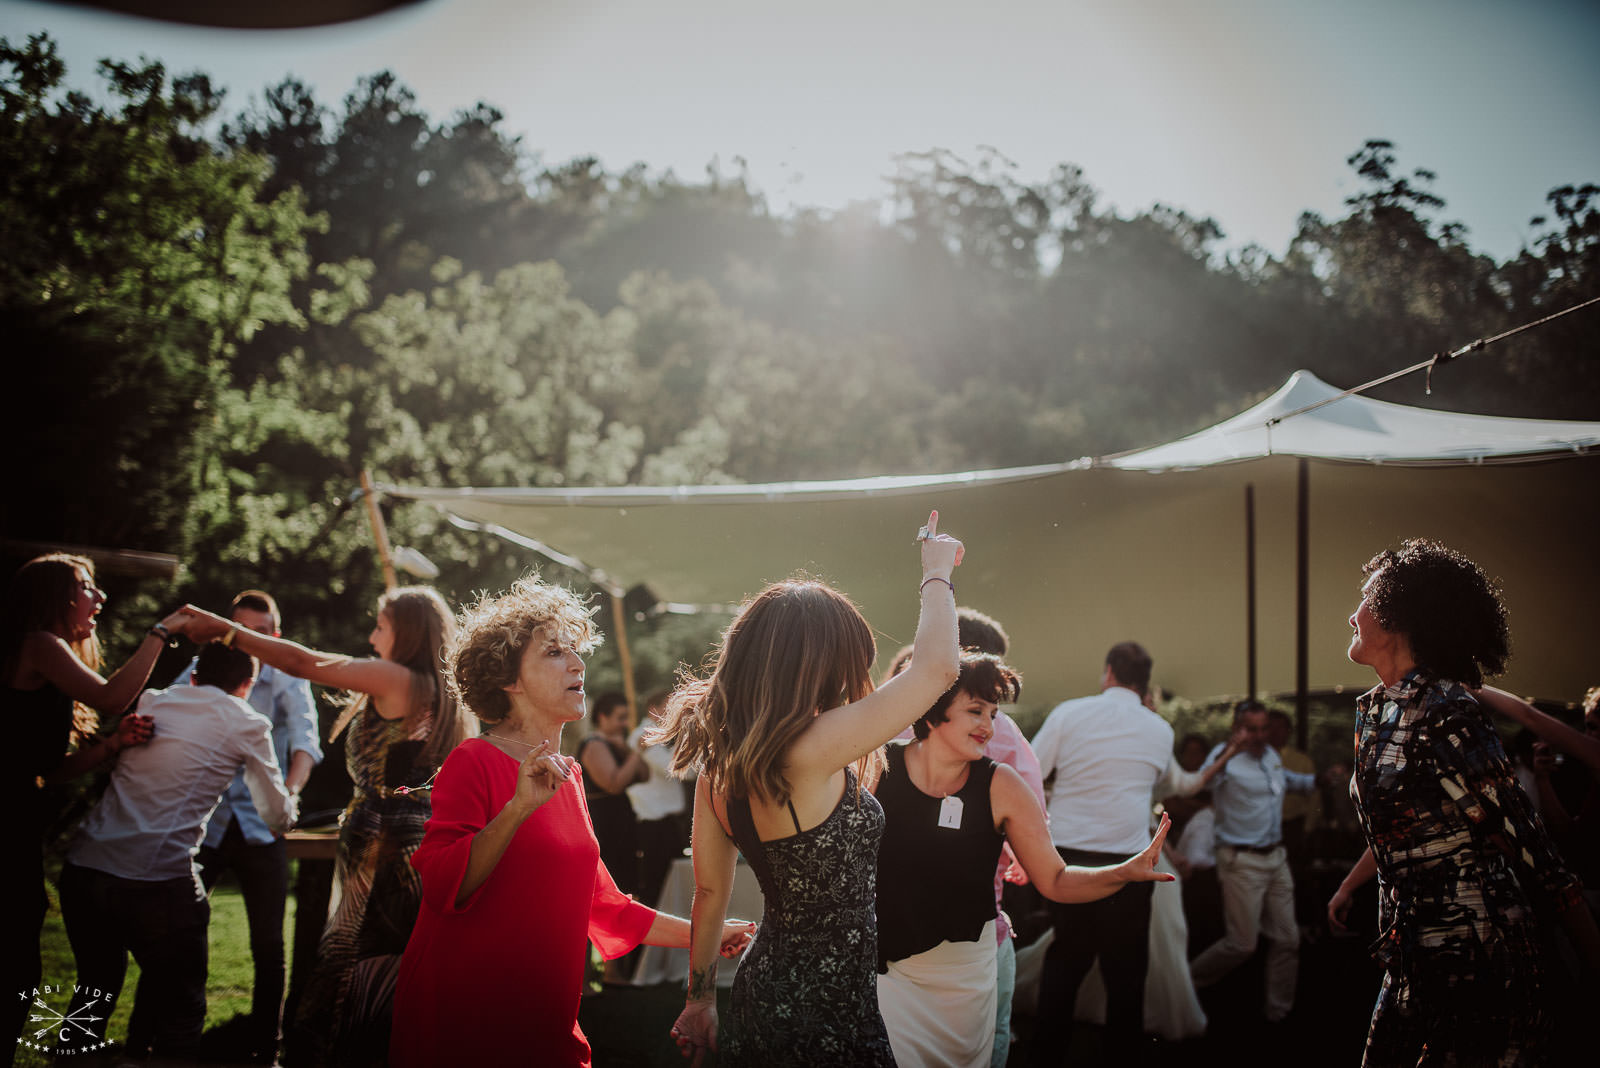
[449,576,602,725]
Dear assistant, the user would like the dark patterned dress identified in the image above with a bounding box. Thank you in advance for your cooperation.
[1351,670,1582,1067]
[295,704,435,1067]
[725,767,896,1066]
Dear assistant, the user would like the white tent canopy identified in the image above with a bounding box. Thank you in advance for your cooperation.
[1108,370,1600,469]
[386,371,1600,707]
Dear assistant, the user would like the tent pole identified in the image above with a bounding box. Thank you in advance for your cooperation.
[1245,483,1257,701]
[360,469,398,591]
[1295,459,1309,749]
[610,593,640,730]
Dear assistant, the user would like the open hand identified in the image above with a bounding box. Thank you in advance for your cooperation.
[1120,813,1176,883]
[114,712,155,751]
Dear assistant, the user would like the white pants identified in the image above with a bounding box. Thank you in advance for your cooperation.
[1189,843,1299,1021]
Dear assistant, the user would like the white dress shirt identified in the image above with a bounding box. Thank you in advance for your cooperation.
[1031,686,1174,854]
[69,683,295,882]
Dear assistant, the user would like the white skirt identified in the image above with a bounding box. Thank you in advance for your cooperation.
[877,919,998,1068]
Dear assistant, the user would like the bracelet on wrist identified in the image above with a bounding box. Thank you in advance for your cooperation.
[919,576,955,597]
[220,625,237,648]
[148,623,179,649]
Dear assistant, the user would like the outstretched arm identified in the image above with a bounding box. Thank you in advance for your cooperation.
[185,606,412,716]
[672,777,741,1065]
[993,764,1174,903]
[1475,687,1600,777]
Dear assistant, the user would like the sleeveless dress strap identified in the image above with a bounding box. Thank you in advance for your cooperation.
[726,794,778,906]
[786,799,803,835]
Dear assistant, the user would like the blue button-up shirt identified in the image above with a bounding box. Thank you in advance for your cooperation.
[1201,743,1318,849]
[175,660,321,846]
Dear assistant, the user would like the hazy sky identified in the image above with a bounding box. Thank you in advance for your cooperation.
[3,0,1597,262]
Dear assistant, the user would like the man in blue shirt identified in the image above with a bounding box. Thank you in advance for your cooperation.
[178,590,321,1064]
[1189,699,1320,1022]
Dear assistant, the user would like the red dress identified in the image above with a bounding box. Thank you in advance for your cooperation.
[391,739,655,1067]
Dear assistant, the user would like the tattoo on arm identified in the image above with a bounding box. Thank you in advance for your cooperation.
[686,962,718,1001]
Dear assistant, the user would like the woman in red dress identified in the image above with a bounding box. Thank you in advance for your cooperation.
[390,576,753,1068]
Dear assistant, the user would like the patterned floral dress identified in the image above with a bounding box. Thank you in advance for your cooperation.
[724,767,896,1066]
[295,703,436,1066]
[1351,670,1582,1067]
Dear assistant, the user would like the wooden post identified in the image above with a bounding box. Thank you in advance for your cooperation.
[1245,483,1257,702]
[1295,459,1309,750]
[360,470,398,591]
[610,592,639,729]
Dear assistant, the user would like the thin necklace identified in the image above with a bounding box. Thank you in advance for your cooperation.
[483,729,552,753]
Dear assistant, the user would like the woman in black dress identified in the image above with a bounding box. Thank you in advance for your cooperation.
[656,511,963,1066]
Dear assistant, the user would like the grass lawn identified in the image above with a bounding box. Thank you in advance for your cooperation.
[18,865,718,1067]
[17,869,285,1068]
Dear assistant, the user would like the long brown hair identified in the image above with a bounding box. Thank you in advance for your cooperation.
[656,578,880,807]
[2,554,104,740]
[332,585,471,768]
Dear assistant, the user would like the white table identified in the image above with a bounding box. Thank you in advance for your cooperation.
[631,856,765,987]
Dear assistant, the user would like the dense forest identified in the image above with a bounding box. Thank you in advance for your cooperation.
[4,33,1596,697]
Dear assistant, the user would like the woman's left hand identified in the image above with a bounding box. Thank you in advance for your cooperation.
[717,919,756,958]
[1121,813,1176,883]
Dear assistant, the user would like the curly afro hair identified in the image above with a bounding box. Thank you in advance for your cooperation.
[448,576,601,726]
[1360,538,1509,688]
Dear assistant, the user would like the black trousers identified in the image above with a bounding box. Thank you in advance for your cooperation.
[198,818,290,1056]
[58,861,209,1059]
[1031,847,1155,1064]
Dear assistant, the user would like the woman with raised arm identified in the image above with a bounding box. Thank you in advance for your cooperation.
[390,577,752,1068]
[872,651,1174,1066]
[3,554,197,1060]
[1326,539,1600,1067]
[657,510,964,1066]
[187,586,473,1066]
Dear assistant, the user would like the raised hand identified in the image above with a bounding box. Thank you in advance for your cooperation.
[511,742,571,815]
[179,605,233,643]
[918,509,965,577]
[1120,813,1177,883]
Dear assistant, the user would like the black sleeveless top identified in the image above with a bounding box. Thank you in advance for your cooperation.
[3,684,73,831]
[875,742,1004,970]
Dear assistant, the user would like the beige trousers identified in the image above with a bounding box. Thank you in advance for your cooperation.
[1188,843,1299,1021]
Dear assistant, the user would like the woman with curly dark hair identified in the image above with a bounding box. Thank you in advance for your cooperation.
[388,576,752,1068]
[1326,538,1599,1067]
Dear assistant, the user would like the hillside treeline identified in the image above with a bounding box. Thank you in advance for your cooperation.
[4,34,1596,690]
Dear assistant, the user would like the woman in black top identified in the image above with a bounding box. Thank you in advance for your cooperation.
[873,653,1173,1067]
[2,553,198,1061]
[575,690,650,898]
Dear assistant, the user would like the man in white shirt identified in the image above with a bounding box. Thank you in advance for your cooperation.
[59,642,295,1062]
[177,590,321,1064]
[1027,641,1173,1063]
